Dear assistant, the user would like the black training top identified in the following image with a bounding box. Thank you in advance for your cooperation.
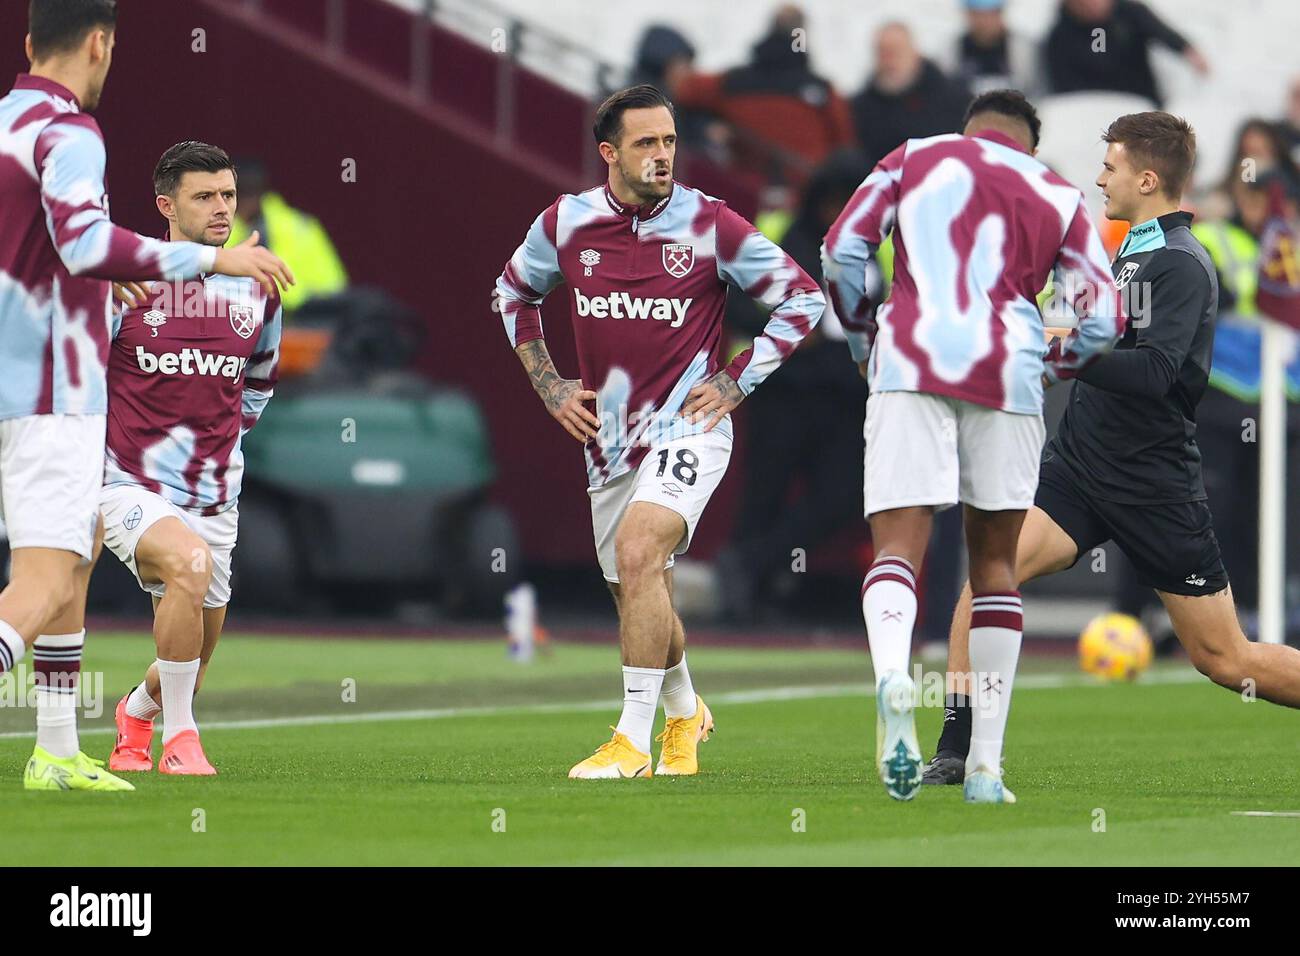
[1048,211,1219,504]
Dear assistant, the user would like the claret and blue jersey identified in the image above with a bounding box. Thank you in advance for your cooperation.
[0,74,216,421]
[104,274,281,516]
[822,129,1126,415]
[496,181,825,487]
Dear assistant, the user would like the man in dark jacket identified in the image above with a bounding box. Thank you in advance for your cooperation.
[672,5,854,186]
[851,21,972,168]
[1044,0,1208,107]
[716,152,868,621]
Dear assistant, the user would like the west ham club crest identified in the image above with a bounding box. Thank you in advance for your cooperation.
[229,305,257,339]
[662,243,694,279]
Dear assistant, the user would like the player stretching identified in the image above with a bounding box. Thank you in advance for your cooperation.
[90,142,280,775]
[0,1,291,790]
[924,111,1300,788]
[496,85,824,778]
[822,90,1124,802]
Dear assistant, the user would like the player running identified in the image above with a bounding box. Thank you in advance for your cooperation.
[88,142,280,776]
[495,85,824,779]
[822,90,1125,802]
[0,0,292,791]
[923,111,1300,789]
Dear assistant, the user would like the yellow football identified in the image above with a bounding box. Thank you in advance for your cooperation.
[1079,613,1153,681]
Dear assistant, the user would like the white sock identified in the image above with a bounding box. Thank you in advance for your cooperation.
[614,665,664,754]
[0,618,26,673]
[966,591,1024,776]
[156,657,201,744]
[660,655,697,718]
[125,681,162,721]
[861,556,917,687]
[34,630,83,759]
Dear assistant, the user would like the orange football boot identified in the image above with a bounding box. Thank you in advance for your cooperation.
[107,693,155,772]
[159,729,217,776]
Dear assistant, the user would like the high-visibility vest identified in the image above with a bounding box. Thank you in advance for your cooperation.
[229,192,348,313]
[1192,219,1300,402]
[1193,220,1258,316]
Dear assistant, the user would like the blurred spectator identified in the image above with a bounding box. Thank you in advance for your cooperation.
[851,21,972,168]
[229,159,348,313]
[628,25,719,152]
[947,0,1040,97]
[715,151,868,621]
[672,5,854,187]
[1192,171,1300,617]
[1043,0,1208,108]
[631,24,695,93]
[1281,76,1300,171]
[1215,118,1300,209]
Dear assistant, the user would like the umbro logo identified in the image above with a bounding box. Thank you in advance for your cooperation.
[579,248,601,276]
[662,482,683,494]
[983,675,1004,696]
[1185,573,1207,587]
[881,610,903,622]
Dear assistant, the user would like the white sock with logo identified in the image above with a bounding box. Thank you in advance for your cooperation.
[861,556,917,687]
[125,681,162,721]
[967,592,1024,777]
[615,666,664,754]
[34,630,84,759]
[156,658,201,744]
[0,618,26,674]
[660,654,697,719]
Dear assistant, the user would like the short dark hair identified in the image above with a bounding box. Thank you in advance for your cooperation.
[1102,112,1196,200]
[963,89,1041,149]
[28,0,117,60]
[153,141,236,197]
[592,84,675,146]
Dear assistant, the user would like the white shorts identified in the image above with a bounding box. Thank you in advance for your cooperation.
[100,484,239,608]
[864,391,1045,515]
[0,414,105,561]
[589,425,732,584]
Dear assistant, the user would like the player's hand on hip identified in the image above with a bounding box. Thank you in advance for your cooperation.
[545,380,601,443]
[112,281,151,310]
[682,370,744,432]
[212,230,297,295]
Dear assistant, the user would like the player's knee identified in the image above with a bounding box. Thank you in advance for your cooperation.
[1189,643,1247,690]
[614,536,665,586]
[157,545,213,603]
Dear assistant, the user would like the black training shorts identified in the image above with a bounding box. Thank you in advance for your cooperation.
[1035,451,1229,596]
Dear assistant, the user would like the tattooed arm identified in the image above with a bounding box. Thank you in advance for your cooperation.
[496,200,600,442]
[680,369,746,434]
[515,339,600,443]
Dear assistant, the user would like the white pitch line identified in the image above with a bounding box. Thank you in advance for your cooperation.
[1229,811,1300,818]
[0,668,1204,740]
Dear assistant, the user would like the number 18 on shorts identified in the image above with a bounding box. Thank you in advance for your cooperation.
[588,427,733,583]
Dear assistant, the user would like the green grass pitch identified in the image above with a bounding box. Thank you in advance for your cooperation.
[1,632,1297,865]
